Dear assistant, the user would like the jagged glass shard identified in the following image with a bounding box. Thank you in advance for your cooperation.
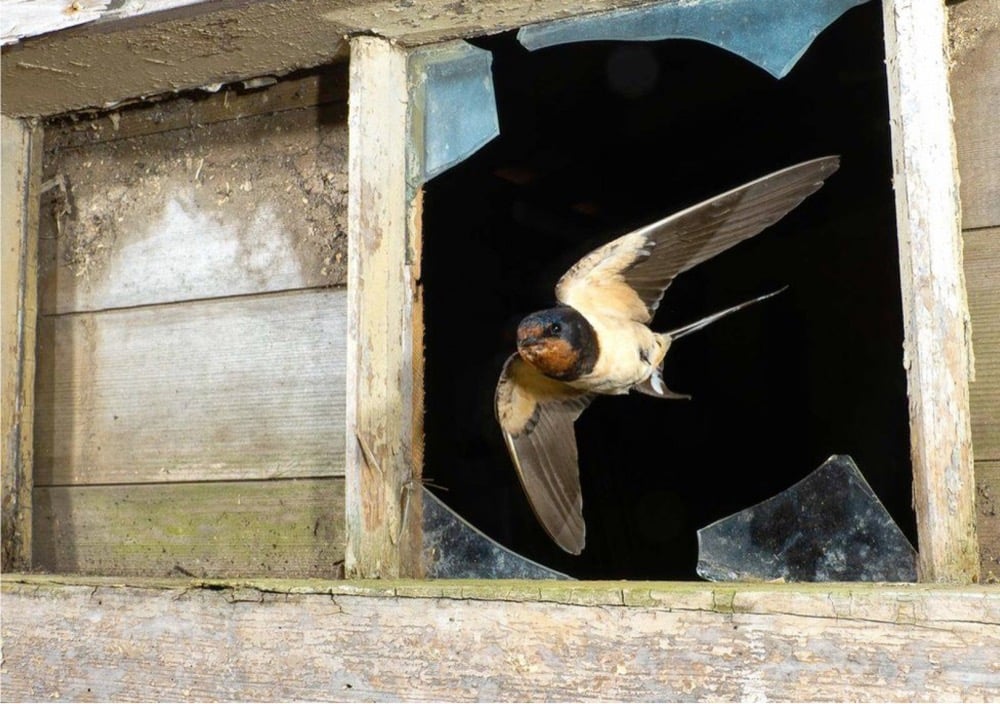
[697,455,917,582]
[422,487,572,579]
[517,0,870,79]
[408,41,500,187]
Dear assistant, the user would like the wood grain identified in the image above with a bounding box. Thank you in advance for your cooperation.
[949,0,1000,230]
[965,226,1000,462]
[978,459,1000,582]
[883,0,979,582]
[32,478,346,577]
[0,0,654,118]
[45,65,349,151]
[1,115,42,571]
[346,36,424,578]
[2,578,998,701]
[39,106,349,314]
[34,289,347,486]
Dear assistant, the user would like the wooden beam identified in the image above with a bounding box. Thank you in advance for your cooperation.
[346,36,423,578]
[882,0,979,582]
[0,0,655,119]
[1,115,41,571]
[2,577,999,701]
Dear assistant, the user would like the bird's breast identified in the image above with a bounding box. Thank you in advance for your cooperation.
[569,316,667,394]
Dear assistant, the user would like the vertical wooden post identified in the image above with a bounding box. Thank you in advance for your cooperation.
[1,115,42,571]
[346,37,424,578]
[883,0,979,582]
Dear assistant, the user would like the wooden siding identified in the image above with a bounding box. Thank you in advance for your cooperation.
[949,0,1000,581]
[2,577,999,701]
[31,75,350,577]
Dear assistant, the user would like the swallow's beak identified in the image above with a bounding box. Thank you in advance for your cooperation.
[516,322,545,352]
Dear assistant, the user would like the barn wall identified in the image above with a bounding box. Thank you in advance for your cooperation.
[949,0,1000,581]
[31,69,351,578]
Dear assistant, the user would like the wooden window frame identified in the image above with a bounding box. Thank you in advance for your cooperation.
[1,0,994,697]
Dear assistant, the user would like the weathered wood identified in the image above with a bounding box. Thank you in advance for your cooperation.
[1,0,212,46]
[34,288,347,486]
[346,36,423,578]
[883,0,979,582]
[0,0,656,118]
[45,65,349,152]
[2,577,998,701]
[949,0,1000,230]
[1,115,42,571]
[32,479,346,577]
[965,226,1000,461]
[39,106,349,314]
[979,460,1000,583]
[966,227,1000,581]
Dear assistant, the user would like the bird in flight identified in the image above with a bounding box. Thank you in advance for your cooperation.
[494,155,840,554]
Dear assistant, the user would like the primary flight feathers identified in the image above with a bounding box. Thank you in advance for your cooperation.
[494,155,840,554]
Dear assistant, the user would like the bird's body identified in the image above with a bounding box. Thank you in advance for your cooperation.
[494,156,841,555]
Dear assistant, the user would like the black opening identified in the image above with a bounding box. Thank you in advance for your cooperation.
[422,2,913,580]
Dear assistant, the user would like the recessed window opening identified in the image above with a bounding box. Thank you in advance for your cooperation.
[422,2,912,580]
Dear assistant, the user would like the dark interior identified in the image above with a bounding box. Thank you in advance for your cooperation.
[421,1,914,580]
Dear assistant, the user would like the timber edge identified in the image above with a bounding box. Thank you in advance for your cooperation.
[3,573,998,612]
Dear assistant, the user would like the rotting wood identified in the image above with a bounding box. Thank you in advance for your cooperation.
[346,36,423,578]
[44,64,349,152]
[31,478,346,578]
[2,577,998,701]
[948,0,1000,230]
[883,0,979,582]
[1,115,42,571]
[39,105,349,314]
[0,0,657,118]
[34,289,348,486]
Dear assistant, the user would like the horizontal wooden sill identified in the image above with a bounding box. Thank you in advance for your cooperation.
[3,574,998,701]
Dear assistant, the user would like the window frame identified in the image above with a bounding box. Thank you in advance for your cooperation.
[0,0,980,582]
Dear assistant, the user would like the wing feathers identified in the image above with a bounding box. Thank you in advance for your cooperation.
[496,354,593,554]
[555,156,839,323]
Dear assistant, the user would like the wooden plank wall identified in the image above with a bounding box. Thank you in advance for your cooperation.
[31,67,350,578]
[949,0,1000,582]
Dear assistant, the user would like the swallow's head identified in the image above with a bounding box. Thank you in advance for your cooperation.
[516,306,599,381]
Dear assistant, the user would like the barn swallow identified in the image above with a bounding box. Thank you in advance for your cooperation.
[494,155,840,554]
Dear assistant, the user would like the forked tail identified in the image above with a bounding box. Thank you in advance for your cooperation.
[667,286,788,340]
[633,286,788,399]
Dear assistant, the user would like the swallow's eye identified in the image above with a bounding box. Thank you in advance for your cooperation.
[550,323,562,335]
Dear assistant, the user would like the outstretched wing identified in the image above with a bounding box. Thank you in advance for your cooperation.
[495,354,595,554]
[555,156,840,323]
